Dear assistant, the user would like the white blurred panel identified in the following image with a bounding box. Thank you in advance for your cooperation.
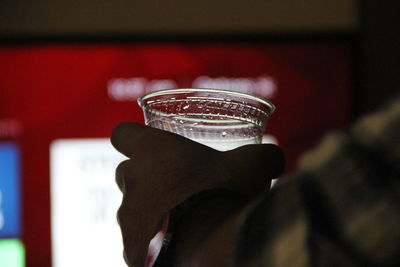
[50,139,127,267]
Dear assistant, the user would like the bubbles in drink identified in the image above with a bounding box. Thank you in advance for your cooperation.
[140,89,274,151]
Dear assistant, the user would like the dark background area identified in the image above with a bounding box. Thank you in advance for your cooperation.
[358,0,400,115]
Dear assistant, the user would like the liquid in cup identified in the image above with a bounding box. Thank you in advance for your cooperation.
[138,88,275,151]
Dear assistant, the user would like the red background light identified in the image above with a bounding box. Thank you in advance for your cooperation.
[0,41,352,266]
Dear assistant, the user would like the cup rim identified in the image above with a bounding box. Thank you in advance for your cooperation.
[137,88,275,114]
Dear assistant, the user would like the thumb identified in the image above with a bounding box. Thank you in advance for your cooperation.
[221,144,284,194]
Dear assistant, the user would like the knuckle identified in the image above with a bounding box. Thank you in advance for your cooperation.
[111,122,131,147]
[116,159,131,173]
[116,203,129,226]
[115,159,132,192]
[111,123,124,146]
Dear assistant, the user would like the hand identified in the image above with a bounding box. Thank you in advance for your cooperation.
[111,122,284,266]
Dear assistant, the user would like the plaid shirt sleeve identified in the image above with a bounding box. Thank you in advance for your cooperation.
[234,99,400,267]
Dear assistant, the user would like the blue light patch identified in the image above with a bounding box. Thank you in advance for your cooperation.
[0,142,21,238]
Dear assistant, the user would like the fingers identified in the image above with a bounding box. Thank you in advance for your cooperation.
[222,144,285,194]
[115,159,148,267]
[115,159,131,193]
[230,143,284,178]
[115,157,167,267]
[111,122,149,158]
[111,122,201,158]
[117,202,148,267]
[118,197,166,267]
[112,122,285,265]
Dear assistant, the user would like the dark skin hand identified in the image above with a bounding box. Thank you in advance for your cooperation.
[111,122,284,267]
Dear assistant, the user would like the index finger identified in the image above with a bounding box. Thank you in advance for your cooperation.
[111,122,151,158]
[111,121,193,158]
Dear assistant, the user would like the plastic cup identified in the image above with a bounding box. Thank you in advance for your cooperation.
[138,88,275,151]
[137,88,275,266]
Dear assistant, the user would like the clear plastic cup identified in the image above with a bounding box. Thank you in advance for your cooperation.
[138,88,275,151]
[138,88,275,266]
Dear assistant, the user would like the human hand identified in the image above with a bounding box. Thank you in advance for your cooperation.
[111,122,284,266]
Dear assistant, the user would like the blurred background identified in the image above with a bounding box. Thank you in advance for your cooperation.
[0,0,399,266]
